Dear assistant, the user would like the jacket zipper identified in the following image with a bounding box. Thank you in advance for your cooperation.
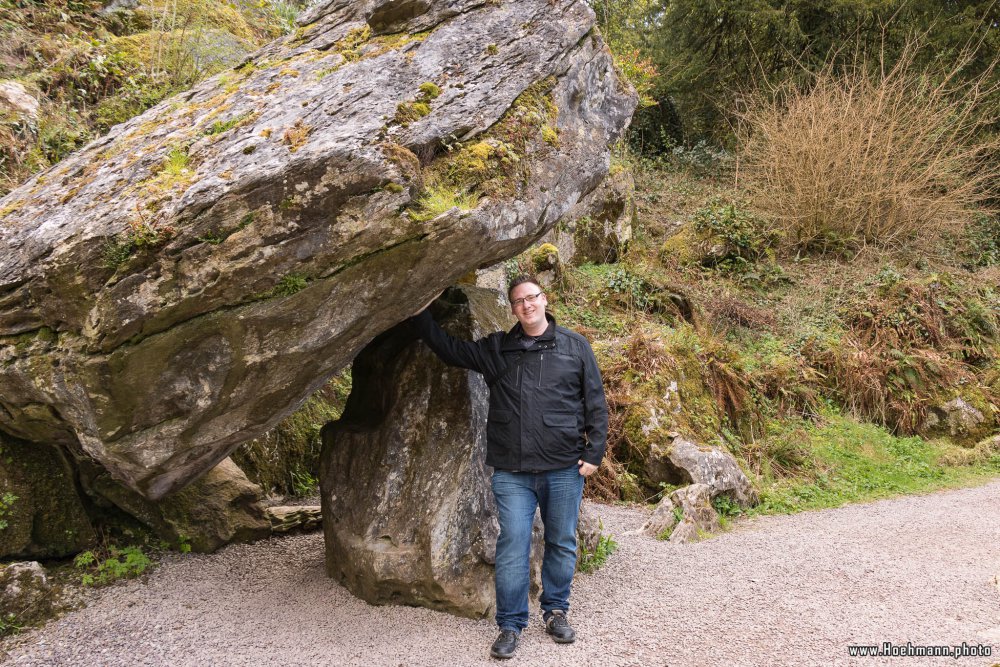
[537,352,544,388]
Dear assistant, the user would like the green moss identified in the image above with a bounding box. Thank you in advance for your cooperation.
[418,81,442,99]
[541,124,559,146]
[486,43,499,55]
[408,183,480,222]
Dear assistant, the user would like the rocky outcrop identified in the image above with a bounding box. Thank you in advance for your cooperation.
[0,561,57,629]
[920,397,988,443]
[0,433,95,559]
[0,0,635,501]
[321,285,598,618]
[82,457,271,553]
[648,436,756,507]
[542,168,635,265]
[670,484,720,543]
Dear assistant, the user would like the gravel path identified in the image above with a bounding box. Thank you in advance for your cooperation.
[4,480,999,667]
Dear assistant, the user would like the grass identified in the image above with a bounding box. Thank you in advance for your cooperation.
[408,183,480,222]
[747,407,1000,516]
[578,532,618,573]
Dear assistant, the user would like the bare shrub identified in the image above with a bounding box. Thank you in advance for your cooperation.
[740,45,1000,256]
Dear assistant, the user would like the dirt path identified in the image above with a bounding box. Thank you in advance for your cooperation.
[4,480,999,667]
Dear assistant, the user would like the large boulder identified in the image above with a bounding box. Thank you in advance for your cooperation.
[321,285,598,617]
[82,457,271,553]
[647,436,757,508]
[0,0,635,501]
[0,433,95,559]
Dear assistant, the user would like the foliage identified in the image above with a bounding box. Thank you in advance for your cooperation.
[0,491,16,531]
[578,532,618,573]
[749,408,1000,515]
[741,49,1000,256]
[408,183,480,222]
[73,544,153,587]
[0,611,22,638]
[963,213,1000,268]
[592,0,1000,143]
[233,370,351,497]
[102,216,176,271]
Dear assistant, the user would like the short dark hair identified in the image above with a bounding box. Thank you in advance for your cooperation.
[507,274,542,302]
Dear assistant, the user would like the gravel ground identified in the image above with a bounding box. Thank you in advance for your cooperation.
[3,479,999,667]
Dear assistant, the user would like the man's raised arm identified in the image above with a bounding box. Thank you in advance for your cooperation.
[409,308,493,376]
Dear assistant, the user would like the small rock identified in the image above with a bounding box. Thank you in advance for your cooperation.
[267,505,322,533]
[0,81,39,124]
[668,484,720,544]
[0,561,56,627]
[640,495,678,539]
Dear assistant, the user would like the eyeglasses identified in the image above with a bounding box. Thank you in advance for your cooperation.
[511,291,543,309]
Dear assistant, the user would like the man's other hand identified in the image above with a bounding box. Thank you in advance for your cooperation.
[577,460,598,477]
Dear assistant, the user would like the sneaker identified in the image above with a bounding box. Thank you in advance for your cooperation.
[490,629,520,659]
[544,610,576,644]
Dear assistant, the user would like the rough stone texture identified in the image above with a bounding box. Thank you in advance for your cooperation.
[0,433,94,559]
[667,483,719,544]
[267,505,322,534]
[920,396,988,443]
[639,495,677,539]
[83,458,271,553]
[650,436,757,508]
[321,285,598,618]
[541,168,634,265]
[0,561,56,627]
[0,0,636,501]
[0,81,39,124]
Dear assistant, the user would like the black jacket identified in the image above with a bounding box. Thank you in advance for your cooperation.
[410,309,608,471]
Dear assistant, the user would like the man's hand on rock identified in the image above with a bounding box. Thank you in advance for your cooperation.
[577,461,598,477]
[412,292,443,317]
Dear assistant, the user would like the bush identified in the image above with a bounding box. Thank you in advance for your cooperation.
[741,48,1000,256]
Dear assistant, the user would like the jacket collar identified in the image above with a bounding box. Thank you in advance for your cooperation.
[503,313,556,351]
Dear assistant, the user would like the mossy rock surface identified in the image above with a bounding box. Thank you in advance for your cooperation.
[0,434,95,559]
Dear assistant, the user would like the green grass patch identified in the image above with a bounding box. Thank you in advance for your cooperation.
[748,408,1000,515]
[578,532,618,573]
[408,183,480,222]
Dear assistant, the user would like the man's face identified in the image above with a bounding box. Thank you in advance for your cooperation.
[510,281,548,331]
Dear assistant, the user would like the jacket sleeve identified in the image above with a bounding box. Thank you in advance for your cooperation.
[580,340,609,466]
[409,309,492,376]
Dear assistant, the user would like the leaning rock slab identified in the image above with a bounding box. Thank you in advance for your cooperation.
[321,285,597,617]
[649,436,757,507]
[0,0,635,500]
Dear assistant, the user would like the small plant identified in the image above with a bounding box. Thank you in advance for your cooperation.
[290,467,318,497]
[964,213,1000,268]
[0,611,23,638]
[282,119,311,152]
[578,532,618,573]
[408,183,480,222]
[0,492,16,531]
[273,274,308,297]
[102,216,175,271]
[691,197,779,272]
[605,267,654,310]
[74,545,153,587]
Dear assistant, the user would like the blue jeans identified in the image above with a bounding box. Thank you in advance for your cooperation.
[490,465,585,631]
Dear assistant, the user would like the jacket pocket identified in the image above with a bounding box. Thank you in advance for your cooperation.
[542,411,581,454]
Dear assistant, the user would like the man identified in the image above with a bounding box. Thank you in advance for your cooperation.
[410,275,608,660]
